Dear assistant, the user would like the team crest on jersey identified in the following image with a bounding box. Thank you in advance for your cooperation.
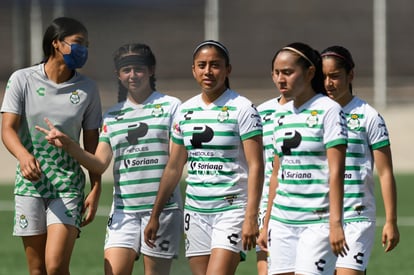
[152,104,164,117]
[306,110,319,127]
[348,114,360,130]
[70,90,81,104]
[19,214,28,229]
[217,106,229,122]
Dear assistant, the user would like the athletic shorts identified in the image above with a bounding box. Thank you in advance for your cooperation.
[104,209,183,259]
[336,221,375,271]
[268,220,337,275]
[183,208,245,258]
[13,195,83,236]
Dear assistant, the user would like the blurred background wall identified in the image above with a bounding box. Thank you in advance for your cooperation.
[0,0,413,179]
[0,0,413,108]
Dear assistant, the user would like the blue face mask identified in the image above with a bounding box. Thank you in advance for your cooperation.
[63,43,88,70]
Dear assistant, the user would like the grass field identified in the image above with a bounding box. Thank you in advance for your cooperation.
[0,174,413,274]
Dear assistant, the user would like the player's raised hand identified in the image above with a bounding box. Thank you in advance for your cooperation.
[35,118,72,148]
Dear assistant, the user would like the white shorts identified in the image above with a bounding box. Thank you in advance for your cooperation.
[13,195,83,236]
[184,208,245,259]
[104,209,183,259]
[336,221,375,271]
[268,220,337,275]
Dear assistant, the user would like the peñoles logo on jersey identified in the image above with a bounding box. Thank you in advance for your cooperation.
[126,122,148,145]
[190,125,214,148]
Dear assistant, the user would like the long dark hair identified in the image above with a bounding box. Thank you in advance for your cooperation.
[113,43,157,102]
[42,17,88,62]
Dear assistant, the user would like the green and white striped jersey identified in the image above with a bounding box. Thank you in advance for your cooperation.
[99,92,182,212]
[172,89,262,213]
[257,97,281,213]
[342,96,390,223]
[1,64,102,198]
[271,94,348,225]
